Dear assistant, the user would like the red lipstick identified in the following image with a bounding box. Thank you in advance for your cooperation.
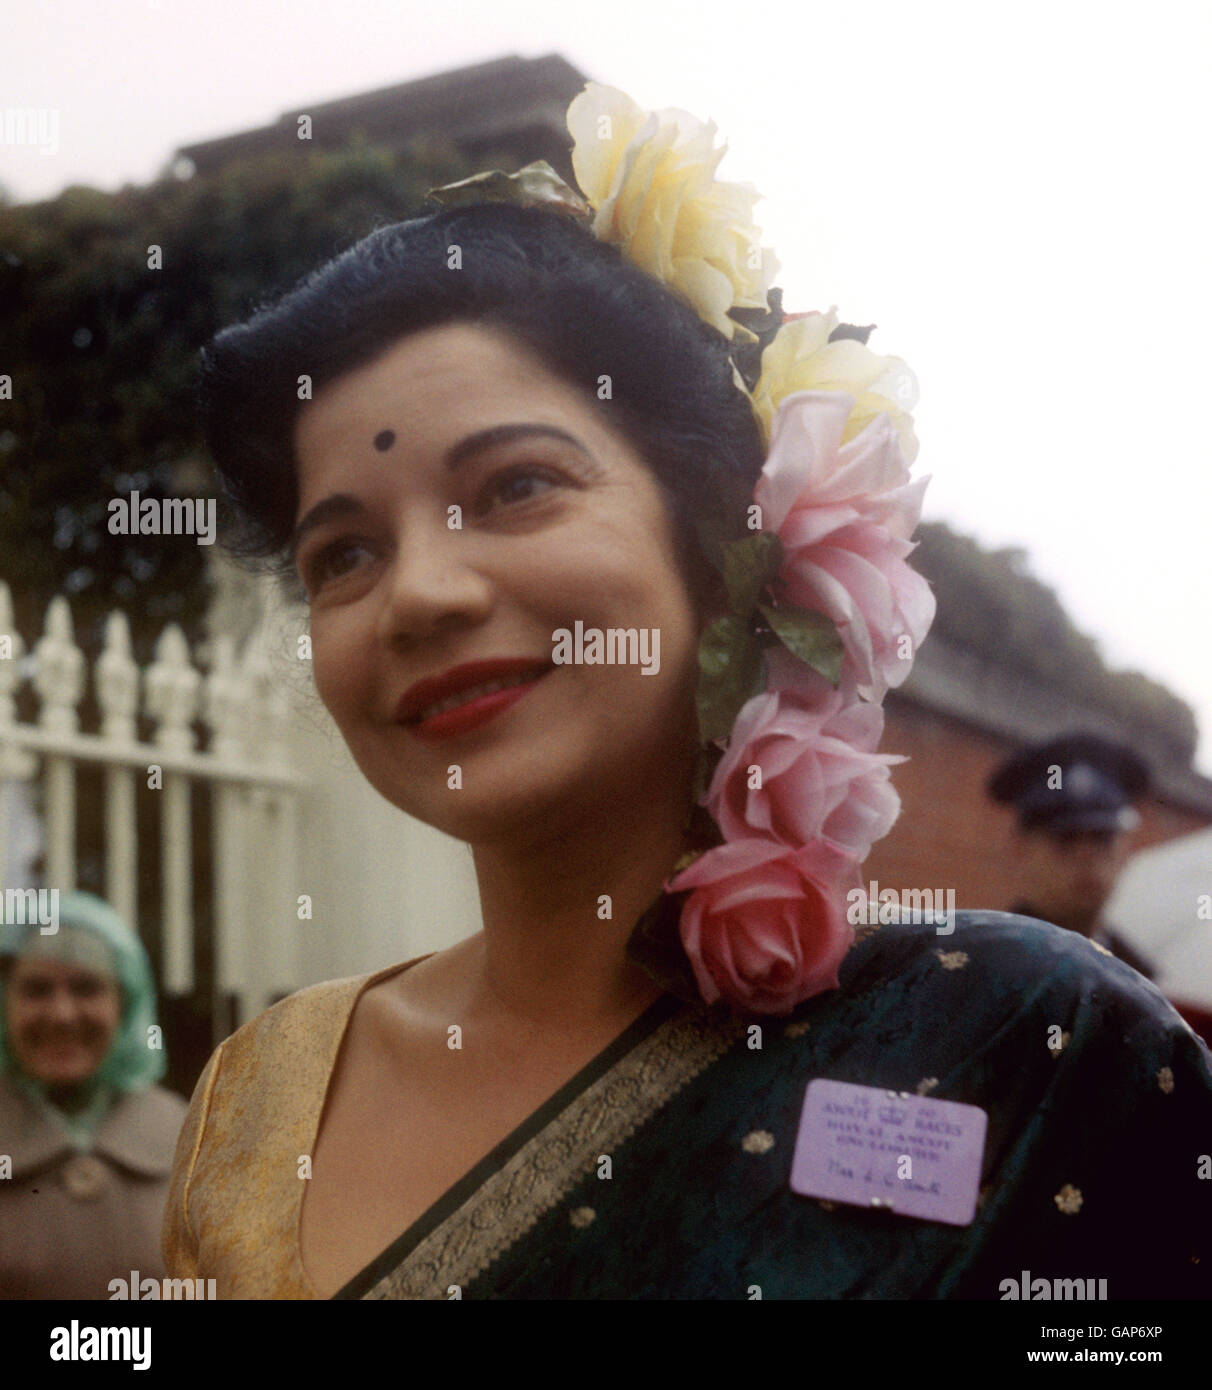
[396,657,551,741]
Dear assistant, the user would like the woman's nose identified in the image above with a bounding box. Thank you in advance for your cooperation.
[44,987,79,1023]
[376,523,493,645]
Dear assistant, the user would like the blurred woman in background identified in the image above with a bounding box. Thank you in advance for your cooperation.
[0,891,186,1299]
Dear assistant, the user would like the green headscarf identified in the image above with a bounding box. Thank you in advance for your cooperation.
[0,890,166,1094]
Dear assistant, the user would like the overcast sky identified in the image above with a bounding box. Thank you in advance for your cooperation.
[4,0,1211,773]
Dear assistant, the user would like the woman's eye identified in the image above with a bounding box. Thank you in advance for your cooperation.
[476,466,560,515]
[303,538,375,588]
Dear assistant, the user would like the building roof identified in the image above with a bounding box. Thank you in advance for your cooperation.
[894,634,1212,817]
[176,53,589,182]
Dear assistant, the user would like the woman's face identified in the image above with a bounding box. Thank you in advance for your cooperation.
[293,322,704,845]
[5,957,121,1087]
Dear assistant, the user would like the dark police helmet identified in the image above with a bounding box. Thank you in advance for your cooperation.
[986,733,1150,834]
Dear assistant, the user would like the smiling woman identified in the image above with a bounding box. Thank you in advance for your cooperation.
[0,894,187,1299]
[286,318,703,849]
[163,83,1212,1301]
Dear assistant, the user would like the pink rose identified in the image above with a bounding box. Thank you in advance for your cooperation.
[668,836,858,1015]
[754,391,936,701]
[705,663,904,859]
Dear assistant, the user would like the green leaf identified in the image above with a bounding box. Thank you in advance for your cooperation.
[696,615,765,743]
[625,891,703,1005]
[728,286,786,392]
[758,603,845,685]
[828,320,876,345]
[721,531,784,616]
[426,160,592,222]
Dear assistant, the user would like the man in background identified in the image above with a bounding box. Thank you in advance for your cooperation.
[987,732,1154,978]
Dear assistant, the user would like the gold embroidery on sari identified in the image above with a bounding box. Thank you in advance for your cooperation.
[362,1005,745,1298]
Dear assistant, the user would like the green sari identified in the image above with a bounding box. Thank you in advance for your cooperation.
[338,911,1212,1300]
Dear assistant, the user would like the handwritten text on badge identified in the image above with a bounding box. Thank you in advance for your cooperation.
[790,1078,988,1226]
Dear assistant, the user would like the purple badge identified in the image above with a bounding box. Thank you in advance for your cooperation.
[790,1078,988,1226]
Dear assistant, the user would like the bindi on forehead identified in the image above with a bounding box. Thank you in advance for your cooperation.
[373,429,396,452]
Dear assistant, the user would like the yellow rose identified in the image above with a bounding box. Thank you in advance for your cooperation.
[752,310,919,462]
[567,83,778,341]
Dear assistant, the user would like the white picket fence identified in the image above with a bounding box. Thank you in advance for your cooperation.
[0,580,306,1025]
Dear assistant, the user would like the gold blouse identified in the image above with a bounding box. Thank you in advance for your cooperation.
[162,956,425,1298]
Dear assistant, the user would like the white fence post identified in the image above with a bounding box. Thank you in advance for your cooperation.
[97,611,139,932]
[204,633,249,1020]
[33,597,84,894]
[145,624,200,995]
[0,582,37,893]
[237,621,295,1021]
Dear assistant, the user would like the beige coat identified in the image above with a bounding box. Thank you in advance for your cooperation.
[0,1071,187,1299]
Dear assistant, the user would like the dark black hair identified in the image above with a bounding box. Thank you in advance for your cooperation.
[197,202,768,604]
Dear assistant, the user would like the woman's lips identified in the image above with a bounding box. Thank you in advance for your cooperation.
[406,669,550,740]
[32,1039,95,1064]
[34,1034,94,1051]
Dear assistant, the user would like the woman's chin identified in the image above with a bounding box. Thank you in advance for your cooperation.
[28,1062,97,1087]
[382,775,594,848]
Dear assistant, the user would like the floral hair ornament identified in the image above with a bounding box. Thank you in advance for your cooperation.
[428,83,936,1016]
[426,82,782,381]
[626,384,936,1015]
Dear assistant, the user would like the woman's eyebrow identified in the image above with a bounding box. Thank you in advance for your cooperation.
[443,422,592,470]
